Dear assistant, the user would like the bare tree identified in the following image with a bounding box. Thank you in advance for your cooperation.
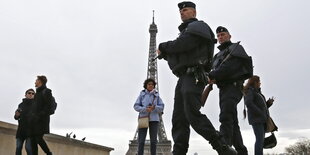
[285,138,310,154]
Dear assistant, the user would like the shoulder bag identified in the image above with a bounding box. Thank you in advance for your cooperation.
[138,95,156,129]
[264,132,277,148]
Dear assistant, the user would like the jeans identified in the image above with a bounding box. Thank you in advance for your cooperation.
[31,135,52,155]
[252,123,265,155]
[138,121,159,155]
[16,138,32,155]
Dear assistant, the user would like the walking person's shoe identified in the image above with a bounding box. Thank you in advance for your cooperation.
[216,145,237,155]
[209,132,238,155]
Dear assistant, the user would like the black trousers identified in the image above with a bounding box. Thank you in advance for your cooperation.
[218,83,248,154]
[172,74,217,155]
[137,121,159,155]
[31,135,51,155]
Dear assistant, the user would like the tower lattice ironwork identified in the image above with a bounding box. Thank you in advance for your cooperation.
[126,11,172,155]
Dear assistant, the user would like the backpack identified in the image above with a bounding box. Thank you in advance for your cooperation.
[43,89,57,115]
[244,56,254,79]
[221,41,254,81]
[49,96,57,115]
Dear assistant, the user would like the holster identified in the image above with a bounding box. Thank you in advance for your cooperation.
[186,66,209,85]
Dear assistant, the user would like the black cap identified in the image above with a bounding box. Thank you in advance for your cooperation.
[216,26,229,33]
[178,1,196,10]
[25,88,35,94]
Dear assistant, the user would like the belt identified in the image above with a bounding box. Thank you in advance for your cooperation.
[174,67,196,77]
[217,80,244,89]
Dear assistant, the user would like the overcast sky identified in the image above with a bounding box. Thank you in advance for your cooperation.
[1,0,310,154]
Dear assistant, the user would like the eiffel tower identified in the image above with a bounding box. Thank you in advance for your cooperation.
[126,11,172,155]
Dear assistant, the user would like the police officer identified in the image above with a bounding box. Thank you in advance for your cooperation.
[157,2,237,155]
[208,26,251,155]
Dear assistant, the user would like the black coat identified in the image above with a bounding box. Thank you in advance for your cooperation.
[14,98,33,138]
[31,85,52,135]
[158,18,215,75]
[244,87,269,125]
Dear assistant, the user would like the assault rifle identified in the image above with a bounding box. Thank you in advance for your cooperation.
[201,83,213,107]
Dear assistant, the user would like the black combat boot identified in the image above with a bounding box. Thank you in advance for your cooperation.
[209,132,237,155]
[215,144,237,155]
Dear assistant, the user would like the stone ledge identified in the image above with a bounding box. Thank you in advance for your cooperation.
[0,120,114,153]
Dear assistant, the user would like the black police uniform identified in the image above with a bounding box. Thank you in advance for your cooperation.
[158,2,237,155]
[208,27,249,155]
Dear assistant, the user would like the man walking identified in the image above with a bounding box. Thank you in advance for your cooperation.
[14,88,35,155]
[30,75,53,155]
[157,2,237,155]
[208,26,252,155]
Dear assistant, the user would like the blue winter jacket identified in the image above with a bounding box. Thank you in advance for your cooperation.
[134,89,164,122]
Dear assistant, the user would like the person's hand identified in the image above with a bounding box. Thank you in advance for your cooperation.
[156,50,161,55]
[15,111,21,117]
[267,96,275,106]
[146,105,155,112]
[150,105,155,111]
[207,77,216,84]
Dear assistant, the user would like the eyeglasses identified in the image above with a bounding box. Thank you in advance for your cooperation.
[27,92,35,95]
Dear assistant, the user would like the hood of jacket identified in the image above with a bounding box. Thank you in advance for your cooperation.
[140,89,159,97]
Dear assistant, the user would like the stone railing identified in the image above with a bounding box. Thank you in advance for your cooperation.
[0,121,113,155]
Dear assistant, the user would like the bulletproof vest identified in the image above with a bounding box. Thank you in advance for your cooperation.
[171,20,216,74]
[186,20,216,72]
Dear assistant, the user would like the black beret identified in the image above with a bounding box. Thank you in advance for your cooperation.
[178,1,196,10]
[216,26,229,33]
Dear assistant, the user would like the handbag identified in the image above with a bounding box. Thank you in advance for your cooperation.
[138,116,149,128]
[264,132,277,149]
[137,95,156,129]
[265,116,278,133]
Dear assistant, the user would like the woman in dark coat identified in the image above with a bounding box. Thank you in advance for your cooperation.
[243,75,274,155]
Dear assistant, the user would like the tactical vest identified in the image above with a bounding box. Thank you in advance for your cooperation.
[170,20,216,75]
